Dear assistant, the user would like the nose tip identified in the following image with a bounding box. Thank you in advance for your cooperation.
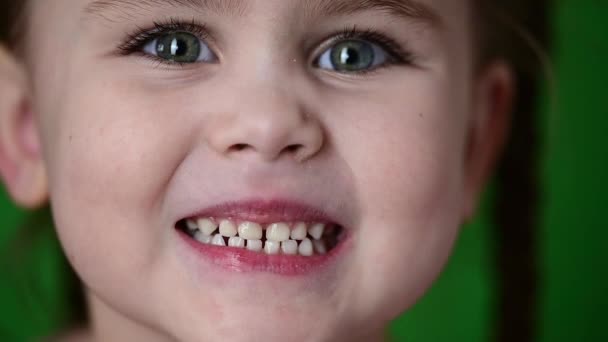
[205,90,324,163]
[224,121,324,162]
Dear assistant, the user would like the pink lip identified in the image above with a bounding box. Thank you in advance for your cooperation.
[176,199,349,275]
[178,231,348,275]
[181,199,339,224]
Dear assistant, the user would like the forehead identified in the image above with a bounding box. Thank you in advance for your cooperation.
[38,0,470,28]
[83,0,440,23]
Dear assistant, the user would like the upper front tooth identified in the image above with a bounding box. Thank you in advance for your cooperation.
[219,220,237,237]
[290,222,307,240]
[266,223,290,242]
[309,223,325,240]
[197,218,218,236]
[238,221,263,240]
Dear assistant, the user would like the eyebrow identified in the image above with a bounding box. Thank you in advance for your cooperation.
[84,0,249,20]
[304,0,441,26]
[84,0,441,26]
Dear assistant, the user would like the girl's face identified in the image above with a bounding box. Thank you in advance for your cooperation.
[2,0,509,340]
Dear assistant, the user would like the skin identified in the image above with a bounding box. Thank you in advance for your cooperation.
[0,0,513,341]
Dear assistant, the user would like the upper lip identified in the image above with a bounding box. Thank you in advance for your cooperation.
[181,198,343,226]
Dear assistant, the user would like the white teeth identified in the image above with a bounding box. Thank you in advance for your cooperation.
[219,220,237,237]
[197,218,218,236]
[194,231,212,244]
[313,240,327,255]
[186,219,198,231]
[290,222,307,240]
[264,241,280,255]
[190,218,336,256]
[266,223,290,242]
[228,236,245,248]
[298,238,313,256]
[281,240,298,255]
[309,223,325,240]
[211,234,226,246]
[246,239,263,252]
[238,221,263,240]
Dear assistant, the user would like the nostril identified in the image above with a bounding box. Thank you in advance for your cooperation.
[226,143,306,160]
[285,144,302,153]
[230,143,249,152]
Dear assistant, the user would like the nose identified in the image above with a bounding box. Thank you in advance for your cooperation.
[205,85,324,163]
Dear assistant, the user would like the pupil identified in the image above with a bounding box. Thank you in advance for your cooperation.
[173,38,187,56]
[331,41,374,71]
[156,32,201,63]
[340,48,359,65]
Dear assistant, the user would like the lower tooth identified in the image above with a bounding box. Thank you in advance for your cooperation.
[246,240,263,252]
[211,234,226,246]
[298,238,313,256]
[281,240,298,255]
[228,236,245,248]
[264,241,280,255]
[313,240,327,254]
[194,231,212,244]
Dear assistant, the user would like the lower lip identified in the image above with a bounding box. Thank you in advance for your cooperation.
[176,230,348,276]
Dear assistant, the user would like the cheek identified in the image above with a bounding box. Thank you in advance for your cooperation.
[41,79,191,301]
[334,74,466,223]
[328,74,468,317]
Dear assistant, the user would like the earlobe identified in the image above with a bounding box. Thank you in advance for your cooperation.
[462,61,514,222]
[0,45,48,208]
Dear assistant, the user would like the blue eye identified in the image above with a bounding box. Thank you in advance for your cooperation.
[317,40,390,72]
[142,31,216,64]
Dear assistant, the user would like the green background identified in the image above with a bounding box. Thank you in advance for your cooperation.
[1,2,607,341]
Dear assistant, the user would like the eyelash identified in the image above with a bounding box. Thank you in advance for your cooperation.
[116,18,415,72]
[117,18,210,66]
[316,26,415,73]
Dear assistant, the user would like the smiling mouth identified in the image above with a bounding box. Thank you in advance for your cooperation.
[176,218,344,256]
[174,199,350,275]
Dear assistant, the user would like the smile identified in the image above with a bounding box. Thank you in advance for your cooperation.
[178,218,343,256]
[174,199,349,275]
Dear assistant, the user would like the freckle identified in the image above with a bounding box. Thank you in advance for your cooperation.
[69,135,73,142]
[419,113,424,118]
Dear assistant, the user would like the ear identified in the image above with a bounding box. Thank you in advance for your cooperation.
[462,61,514,222]
[0,45,48,208]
